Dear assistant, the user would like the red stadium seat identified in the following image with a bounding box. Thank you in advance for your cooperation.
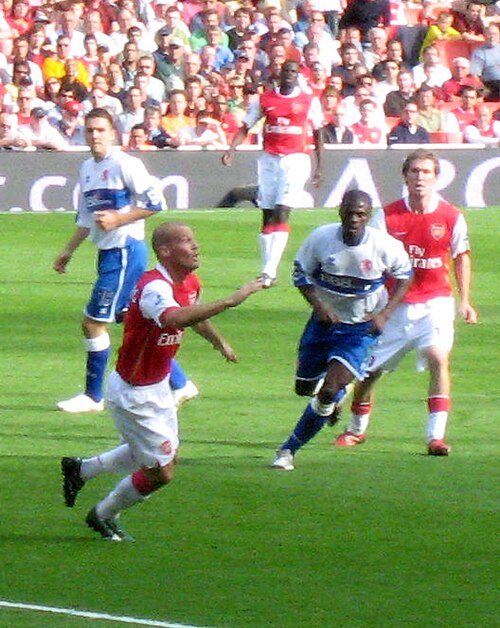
[428,132,463,143]
[434,39,482,70]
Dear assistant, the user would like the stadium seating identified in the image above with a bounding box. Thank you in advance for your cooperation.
[428,132,463,143]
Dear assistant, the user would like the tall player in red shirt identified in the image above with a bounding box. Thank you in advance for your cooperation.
[222,60,324,287]
[335,149,478,456]
[61,221,263,541]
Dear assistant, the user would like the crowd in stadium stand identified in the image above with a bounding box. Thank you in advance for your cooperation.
[0,0,498,150]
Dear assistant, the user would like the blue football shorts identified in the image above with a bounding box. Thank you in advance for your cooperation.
[85,237,148,323]
[296,316,379,382]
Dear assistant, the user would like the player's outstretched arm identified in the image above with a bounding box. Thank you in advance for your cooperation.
[454,252,478,324]
[53,226,90,273]
[161,278,264,329]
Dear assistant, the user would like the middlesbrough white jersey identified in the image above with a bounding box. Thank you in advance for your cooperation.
[77,147,164,250]
[293,224,412,323]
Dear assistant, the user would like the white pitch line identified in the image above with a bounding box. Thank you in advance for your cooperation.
[0,600,216,628]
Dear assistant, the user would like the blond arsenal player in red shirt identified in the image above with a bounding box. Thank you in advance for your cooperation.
[222,60,324,287]
[335,149,478,456]
[61,221,263,541]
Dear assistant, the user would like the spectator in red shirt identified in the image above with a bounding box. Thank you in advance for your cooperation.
[444,85,479,133]
[441,57,483,102]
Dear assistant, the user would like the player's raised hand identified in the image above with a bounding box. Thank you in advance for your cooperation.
[227,278,264,307]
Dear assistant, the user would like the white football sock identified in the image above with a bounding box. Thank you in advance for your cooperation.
[262,231,289,279]
[259,232,273,275]
[80,444,137,481]
[427,412,448,441]
[347,412,371,435]
[96,475,144,520]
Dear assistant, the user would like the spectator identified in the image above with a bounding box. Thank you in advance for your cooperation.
[190,9,229,52]
[79,34,101,79]
[332,43,363,97]
[126,123,156,150]
[413,45,452,88]
[0,110,21,148]
[373,59,400,101]
[56,6,86,58]
[178,110,228,147]
[122,40,140,89]
[117,86,146,137]
[441,57,483,101]
[7,0,33,37]
[83,10,119,57]
[143,104,176,148]
[54,99,86,146]
[189,0,231,33]
[47,82,79,124]
[63,58,91,95]
[83,86,123,117]
[147,3,190,42]
[302,14,341,71]
[42,35,90,87]
[15,84,40,125]
[125,24,157,55]
[17,106,68,149]
[226,7,253,51]
[9,36,44,91]
[339,0,390,42]
[161,88,196,137]
[110,9,144,54]
[444,85,479,133]
[275,27,301,63]
[363,26,389,71]
[211,93,241,142]
[416,84,444,133]
[137,54,167,102]
[106,62,127,104]
[154,34,187,90]
[259,8,291,54]
[384,68,417,116]
[133,72,162,109]
[419,11,461,61]
[27,24,47,67]
[388,101,431,144]
[320,85,342,124]
[43,77,61,109]
[451,1,486,42]
[323,103,357,143]
[470,24,500,101]
[204,26,234,71]
[351,98,387,145]
[464,103,500,143]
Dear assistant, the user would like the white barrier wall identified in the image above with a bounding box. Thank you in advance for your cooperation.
[0,147,498,212]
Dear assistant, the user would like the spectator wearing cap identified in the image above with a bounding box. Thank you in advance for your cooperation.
[441,57,483,102]
[226,7,253,52]
[17,106,68,149]
[161,88,196,137]
[190,10,229,52]
[42,35,90,87]
[83,10,119,57]
[54,99,86,146]
[154,35,187,91]
[464,103,500,144]
[387,102,430,144]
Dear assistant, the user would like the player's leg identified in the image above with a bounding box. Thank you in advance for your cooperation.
[61,442,138,508]
[273,360,354,470]
[260,204,291,285]
[423,345,452,455]
[57,242,147,413]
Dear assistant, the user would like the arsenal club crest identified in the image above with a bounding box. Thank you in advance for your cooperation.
[430,224,446,240]
[291,103,303,114]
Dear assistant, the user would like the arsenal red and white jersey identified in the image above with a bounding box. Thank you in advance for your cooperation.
[351,122,384,145]
[116,264,201,386]
[244,86,323,156]
[373,195,470,304]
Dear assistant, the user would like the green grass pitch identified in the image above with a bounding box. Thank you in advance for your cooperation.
[0,207,498,628]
